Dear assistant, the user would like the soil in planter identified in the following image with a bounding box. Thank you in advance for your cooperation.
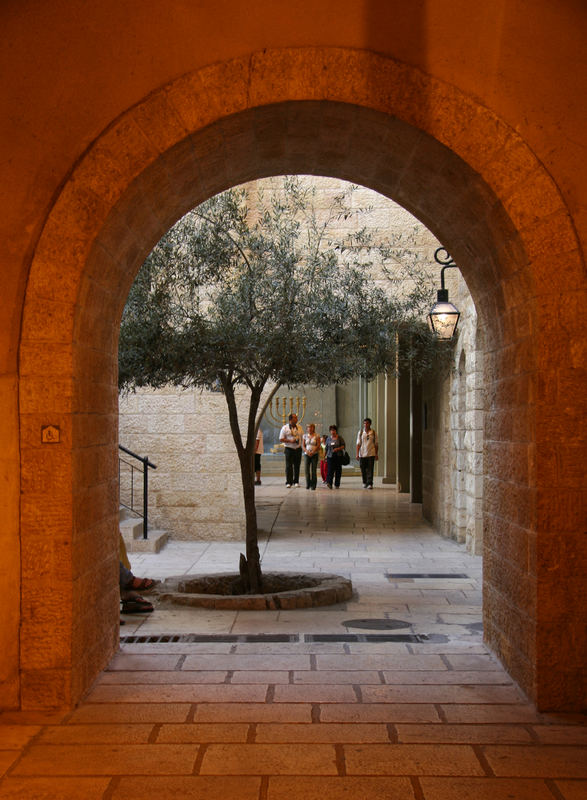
[156,571,353,610]
[177,572,325,596]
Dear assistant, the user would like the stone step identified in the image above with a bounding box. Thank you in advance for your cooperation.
[119,505,138,522]
[126,529,169,554]
[119,516,144,540]
[120,517,169,554]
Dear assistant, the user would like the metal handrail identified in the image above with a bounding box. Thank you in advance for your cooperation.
[118,445,157,539]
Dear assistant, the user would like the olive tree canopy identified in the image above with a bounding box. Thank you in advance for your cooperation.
[119,177,441,591]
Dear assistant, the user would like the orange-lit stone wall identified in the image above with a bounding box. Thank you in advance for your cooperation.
[1,2,585,711]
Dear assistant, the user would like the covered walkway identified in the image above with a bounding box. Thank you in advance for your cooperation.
[0,480,585,798]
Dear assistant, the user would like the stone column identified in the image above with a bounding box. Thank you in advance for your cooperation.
[396,370,411,493]
[411,376,423,503]
[382,374,397,484]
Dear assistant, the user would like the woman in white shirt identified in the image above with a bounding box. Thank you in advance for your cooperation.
[303,423,320,490]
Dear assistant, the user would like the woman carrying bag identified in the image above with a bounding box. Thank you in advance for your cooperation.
[325,424,346,489]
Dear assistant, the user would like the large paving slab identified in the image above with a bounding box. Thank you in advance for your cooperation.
[1,480,585,798]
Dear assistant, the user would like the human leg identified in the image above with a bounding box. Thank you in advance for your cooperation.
[120,562,157,593]
[326,456,335,487]
[292,447,302,485]
[284,448,294,485]
[120,561,133,591]
[119,561,155,614]
[365,456,375,487]
[304,454,311,488]
[359,457,368,486]
[334,460,342,487]
[308,454,318,488]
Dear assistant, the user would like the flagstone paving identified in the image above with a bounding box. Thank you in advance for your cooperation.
[0,478,585,799]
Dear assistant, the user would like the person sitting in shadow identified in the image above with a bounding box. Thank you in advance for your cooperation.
[120,561,156,614]
[119,534,157,615]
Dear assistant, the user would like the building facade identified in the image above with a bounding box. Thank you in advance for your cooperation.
[1,2,585,712]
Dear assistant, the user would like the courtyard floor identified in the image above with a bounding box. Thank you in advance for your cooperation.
[0,478,585,799]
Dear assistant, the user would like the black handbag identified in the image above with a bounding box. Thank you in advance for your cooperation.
[341,450,350,466]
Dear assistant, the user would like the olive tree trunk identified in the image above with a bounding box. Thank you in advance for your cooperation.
[223,380,263,593]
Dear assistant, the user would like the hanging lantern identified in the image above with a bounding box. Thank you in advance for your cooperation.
[428,248,460,340]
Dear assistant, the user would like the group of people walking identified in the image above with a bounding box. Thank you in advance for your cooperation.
[277,413,378,490]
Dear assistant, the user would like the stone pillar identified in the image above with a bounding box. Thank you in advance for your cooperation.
[382,374,397,484]
[411,377,423,503]
[374,375,383,481]
[396,370,411,493]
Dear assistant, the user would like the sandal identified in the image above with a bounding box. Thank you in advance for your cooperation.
[121,596,154,614]
[130,577,157,592]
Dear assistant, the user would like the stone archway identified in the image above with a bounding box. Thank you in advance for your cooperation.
[18,48,585,710]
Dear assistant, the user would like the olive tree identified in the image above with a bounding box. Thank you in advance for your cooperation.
[119,177,441,592]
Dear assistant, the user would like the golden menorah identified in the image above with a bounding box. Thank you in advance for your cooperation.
[266,396,307,428]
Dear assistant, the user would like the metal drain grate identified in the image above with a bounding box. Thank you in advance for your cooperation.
[386,573,469,579]
[120,633,299,644]
[120,632,449,644]
[305,634,448,643]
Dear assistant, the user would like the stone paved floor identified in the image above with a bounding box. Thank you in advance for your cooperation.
[1,478,585,799]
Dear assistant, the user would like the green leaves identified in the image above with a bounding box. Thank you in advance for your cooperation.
[119,177,447,399]
[117,177,456,585]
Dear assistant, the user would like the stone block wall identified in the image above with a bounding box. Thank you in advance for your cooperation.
[119,176,446,541]
[118,180,483,551]
[119,386,246,540]
[422,283,484,555]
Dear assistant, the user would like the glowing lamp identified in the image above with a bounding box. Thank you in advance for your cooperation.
[427,248,460,340]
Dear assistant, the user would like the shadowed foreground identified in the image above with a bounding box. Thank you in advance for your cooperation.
[0,480,585,798]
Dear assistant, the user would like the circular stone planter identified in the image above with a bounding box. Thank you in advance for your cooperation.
[156,572,353,610]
